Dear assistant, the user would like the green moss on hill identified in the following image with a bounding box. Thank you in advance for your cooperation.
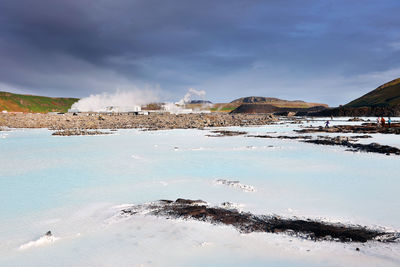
[0,91,79,113]
[345,78,400,107]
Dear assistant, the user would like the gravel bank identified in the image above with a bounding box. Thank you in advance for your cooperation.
[0,113,277,130]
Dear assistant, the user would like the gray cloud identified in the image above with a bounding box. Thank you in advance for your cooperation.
[0,0,399,105]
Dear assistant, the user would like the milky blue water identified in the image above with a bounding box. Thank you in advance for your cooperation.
[0,121,399,266]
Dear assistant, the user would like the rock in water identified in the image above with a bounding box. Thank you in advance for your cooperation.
[118,199,400,243]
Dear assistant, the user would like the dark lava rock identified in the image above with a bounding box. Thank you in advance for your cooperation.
[295,124,400,135]
[52,129,112,136]
[175,198,207,205]
[351,135,372,139]
[207,130,248,137]
[247,132,397,155]
[120,199,400,243]
[248,134,312,140]
[304,137,400,155]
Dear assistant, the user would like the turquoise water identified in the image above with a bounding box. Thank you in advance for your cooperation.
[0,124,399,266]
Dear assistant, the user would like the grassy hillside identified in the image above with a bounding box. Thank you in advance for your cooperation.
[346,78,400,107]
[0,91,79,113]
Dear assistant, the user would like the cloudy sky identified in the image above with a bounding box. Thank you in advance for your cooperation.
[0,0,399,105]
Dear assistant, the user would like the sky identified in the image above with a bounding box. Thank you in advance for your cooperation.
[0,0,399,106]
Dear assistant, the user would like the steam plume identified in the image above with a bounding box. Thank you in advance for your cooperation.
[71,89,159,112]
[163,88,208,114]
[175,88,206,105]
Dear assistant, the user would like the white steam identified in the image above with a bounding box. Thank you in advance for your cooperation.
[70,87,209,114]
[163,88,209,114]
[71,89,159,112]
[175,88,206,105]
[162,102,192,114]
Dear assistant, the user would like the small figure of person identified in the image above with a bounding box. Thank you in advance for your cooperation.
[325,120,330,128]
[376,117,381,127]
[388,117,391,128]
[381,117,385,127]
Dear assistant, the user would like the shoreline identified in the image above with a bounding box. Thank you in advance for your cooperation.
[0,113,277,130]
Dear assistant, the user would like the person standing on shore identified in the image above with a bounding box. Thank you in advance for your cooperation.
[381,117,385,127]
[325,120,330,128]
[388,117,391,128]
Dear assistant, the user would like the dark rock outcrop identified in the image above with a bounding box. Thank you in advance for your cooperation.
[120,199,400,243]
[295,124,400,135]
[247,134,312,140]
[52,129,112,136]
[206,130,248,137]
[246,131,399,155]
[304,136,400,155]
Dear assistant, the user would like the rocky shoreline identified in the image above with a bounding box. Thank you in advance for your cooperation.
[119,199,399,243]
[0,113,276,130]
[295,124,400,135]
[209,130,400,156]
[304,136,400,155]
[52,129,113,136]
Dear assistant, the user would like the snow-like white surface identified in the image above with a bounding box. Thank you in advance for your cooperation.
[19,233,59,250]
[0,121,399,266]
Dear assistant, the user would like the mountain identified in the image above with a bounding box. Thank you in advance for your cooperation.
[231,96,328,108]
[231,96,284,103]
[0,91,79,113]
[230,103,327,115]
[189,100,212,104]
[310,78,400,117]
[345,78,400,107]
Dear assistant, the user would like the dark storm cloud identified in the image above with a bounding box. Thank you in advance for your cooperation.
[0,0,399,105]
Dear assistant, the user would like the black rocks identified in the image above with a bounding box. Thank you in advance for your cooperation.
[206,130,248,137]
[52,129,112,136]
[248,134,312,140]
[304,137,400,155]
[295,124,400,135]
[119,199,400,243]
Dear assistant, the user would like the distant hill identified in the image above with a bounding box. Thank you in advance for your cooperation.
[231,96,328,108]
[0,91,79,113]
[310,78,400,117]
[230,103,327,115]
[231,96,284,103]
[205,96,328,113]
[189,100,212,104]
[346,78,400,107]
